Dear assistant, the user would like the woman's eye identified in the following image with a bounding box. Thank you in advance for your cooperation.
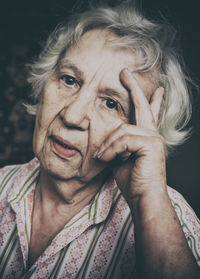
[61,75,78,86]
[105,98,118,110]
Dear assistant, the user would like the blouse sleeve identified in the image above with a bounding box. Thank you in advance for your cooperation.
[167,186,200,266]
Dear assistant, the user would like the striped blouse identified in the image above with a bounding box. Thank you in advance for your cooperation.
[0,158,199,278]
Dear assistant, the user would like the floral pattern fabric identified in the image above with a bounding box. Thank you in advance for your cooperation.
[0,158,200,278]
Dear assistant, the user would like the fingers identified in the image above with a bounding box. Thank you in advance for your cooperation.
[94,69,165,163]
[120,68,149,110]
[96,133,164,162]
[120,68,164,128]
[96,134,138,161]
[95,123,157,158]
[120,68,153,129]
[150,87,164,124]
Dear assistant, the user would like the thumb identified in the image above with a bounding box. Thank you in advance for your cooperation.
[112,159,133,190]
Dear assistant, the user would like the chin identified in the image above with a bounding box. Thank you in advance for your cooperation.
[38,152,81,181]
[37,145,107,182]
[46,163,80,181]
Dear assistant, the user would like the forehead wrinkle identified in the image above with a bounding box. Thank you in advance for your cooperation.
[58,33,137,104]
[61,52,131,104]
[58,56,105,87]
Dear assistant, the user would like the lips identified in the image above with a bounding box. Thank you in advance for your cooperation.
[51,135,80,159]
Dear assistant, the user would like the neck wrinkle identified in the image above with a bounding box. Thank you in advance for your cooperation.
[36,167,109,213]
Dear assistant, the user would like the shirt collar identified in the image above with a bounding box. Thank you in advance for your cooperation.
[87,175,119,225]
[8,157,119,225]
[7,157,120,268]
[8,157,40,208]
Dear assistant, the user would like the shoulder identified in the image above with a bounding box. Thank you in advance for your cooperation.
[0,164,22,195]
[0,164,23,221]
[0,158,39,199]
[167,186,200,265]
[167,186,199,225]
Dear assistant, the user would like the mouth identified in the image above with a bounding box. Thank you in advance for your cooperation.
[50,135,80,159]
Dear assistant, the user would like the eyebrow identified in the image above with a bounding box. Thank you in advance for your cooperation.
[58,59,85,82]
[100,87,128,102]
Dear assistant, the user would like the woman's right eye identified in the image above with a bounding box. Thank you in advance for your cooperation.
[61,75,79,87]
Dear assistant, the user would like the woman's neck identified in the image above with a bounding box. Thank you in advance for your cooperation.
[36,168,108,216]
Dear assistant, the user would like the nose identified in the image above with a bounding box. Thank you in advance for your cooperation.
[59,91,92,130]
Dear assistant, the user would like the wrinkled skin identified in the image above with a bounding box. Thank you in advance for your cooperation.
[30,30,199,278]
[33,29,160,189]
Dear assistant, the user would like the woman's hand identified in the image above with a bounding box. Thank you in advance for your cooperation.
[95,68,200,278]
[96,68,165,207]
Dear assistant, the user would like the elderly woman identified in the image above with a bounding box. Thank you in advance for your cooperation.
[0,2,199,279]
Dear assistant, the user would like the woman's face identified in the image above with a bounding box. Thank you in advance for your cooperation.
[33,29,154,182]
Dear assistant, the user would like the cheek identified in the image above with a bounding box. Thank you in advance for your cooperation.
[88,112,123,152]
[33,106,46,155]
[33,102,59,154]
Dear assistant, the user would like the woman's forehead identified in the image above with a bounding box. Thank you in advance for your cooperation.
[58,29,158,96]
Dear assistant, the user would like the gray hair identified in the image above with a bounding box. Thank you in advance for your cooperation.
[27,2,192,154]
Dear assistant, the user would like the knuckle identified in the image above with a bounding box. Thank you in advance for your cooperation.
[119,134,131,144]
[119,123,128,132]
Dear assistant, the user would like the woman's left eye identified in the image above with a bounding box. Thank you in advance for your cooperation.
[61,75,78,86]
[105,98,118,110]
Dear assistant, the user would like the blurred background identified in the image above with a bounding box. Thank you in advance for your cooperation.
[0,0,199,217]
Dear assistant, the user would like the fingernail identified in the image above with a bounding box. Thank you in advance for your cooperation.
[158,86,164,92]
[120,151,132,161]
[96,151,103,159]
[123,68,131,75]
[92,150,98,158]
[92,150,102,159]
[157,87,164,96]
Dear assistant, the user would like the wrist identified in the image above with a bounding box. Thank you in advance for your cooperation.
[128,186,170,220]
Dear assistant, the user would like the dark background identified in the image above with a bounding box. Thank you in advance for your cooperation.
[0,0,199,217]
